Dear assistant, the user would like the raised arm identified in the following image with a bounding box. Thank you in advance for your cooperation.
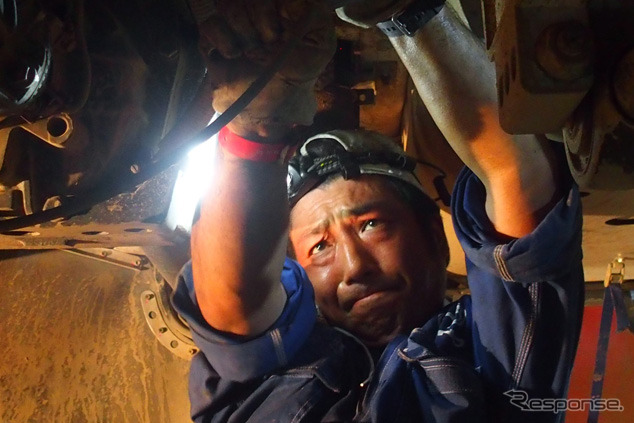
[192,150,288,335]
[389,6,562,238]
[191,1,335,336]
[339,2,563,238]
[335,4,584,420]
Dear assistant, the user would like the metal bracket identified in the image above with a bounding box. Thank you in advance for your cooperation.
[20,113,74,148]
[63,248,148,271]
[603,254,633,333]
[604,255,626,288]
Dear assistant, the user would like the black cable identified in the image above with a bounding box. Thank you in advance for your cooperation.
[0,34,301,233]
[194,36,300,143]
[414,158,451,207]
[414,157,446,178]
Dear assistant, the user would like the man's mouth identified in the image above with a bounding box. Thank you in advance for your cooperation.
[351,290,400,313]
[340,281,404,313]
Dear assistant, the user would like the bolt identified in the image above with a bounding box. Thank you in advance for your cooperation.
[130,164,140,174]
[135,259,142,267]
[554,22,589,60]
[535,21,592,81]
[159,327,167,334]
[145,293,155,301]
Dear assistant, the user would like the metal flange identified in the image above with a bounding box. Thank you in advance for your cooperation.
[141,289,198,360]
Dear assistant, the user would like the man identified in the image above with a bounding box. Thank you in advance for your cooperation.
[172,0,584,421]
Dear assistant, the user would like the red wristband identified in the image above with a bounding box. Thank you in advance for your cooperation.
[218,126,292,163]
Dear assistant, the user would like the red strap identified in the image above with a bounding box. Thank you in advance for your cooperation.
[218,126,291,163]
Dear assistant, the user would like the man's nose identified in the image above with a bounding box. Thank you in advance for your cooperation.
[339,233,379,284]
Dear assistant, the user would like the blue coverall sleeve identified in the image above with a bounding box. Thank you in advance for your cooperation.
[451,167,585,421]
[171,257,317,382]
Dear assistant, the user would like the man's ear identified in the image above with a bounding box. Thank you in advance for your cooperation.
[429,212,450,267]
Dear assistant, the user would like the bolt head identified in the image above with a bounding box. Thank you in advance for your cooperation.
[535,21,593,82]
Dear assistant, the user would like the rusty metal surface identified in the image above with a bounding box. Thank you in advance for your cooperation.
[0,250,191,423]
[569,4,634,190]
[0,166,183,249]
[564,48,634,190]
[489,0,594,134]
[560,3,634,190]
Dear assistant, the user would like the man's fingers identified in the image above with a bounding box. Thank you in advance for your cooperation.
[199,16,242,59]
[217,0,261,52]
[246,0,282,44]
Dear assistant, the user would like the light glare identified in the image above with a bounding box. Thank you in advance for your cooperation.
[165,132,218,233]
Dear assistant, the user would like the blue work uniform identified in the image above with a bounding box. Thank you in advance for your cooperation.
[172,168,584,422]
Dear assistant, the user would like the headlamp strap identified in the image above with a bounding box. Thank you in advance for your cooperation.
[305,150,415,181]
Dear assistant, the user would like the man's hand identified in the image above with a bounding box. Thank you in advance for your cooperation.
[198,0,336,140]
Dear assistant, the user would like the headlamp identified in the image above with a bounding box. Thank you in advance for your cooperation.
[287,130,435,207]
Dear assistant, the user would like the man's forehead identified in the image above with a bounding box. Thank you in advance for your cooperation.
[291,200,395,240]
[296,174,397,204]
[290,177,404,236]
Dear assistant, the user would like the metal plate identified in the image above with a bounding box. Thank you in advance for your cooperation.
[141,290,198,360]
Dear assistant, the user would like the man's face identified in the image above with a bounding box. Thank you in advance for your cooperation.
[289,175,447,346]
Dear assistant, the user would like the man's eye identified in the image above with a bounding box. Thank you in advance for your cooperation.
[310,240,329,256]
[362,219,381,232]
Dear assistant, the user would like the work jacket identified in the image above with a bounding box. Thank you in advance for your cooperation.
[172,168,584,422]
